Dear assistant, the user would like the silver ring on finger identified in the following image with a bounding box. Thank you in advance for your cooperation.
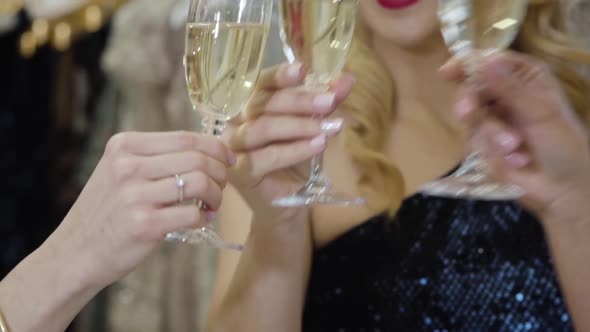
[175,174,185,203]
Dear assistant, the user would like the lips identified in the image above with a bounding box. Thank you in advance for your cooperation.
[377,0,419,10]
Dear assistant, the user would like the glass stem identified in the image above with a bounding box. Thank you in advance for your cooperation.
[199,115,225,227]
[201,115,226,137]
[305,77,331,188]
[309,153,328,185]
[463,51,487,165]
[454,151,486,178]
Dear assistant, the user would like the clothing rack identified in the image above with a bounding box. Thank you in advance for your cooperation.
[0,0,22,16]
[18,0,128,57]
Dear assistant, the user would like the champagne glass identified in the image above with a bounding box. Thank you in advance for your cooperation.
[272,0,365,207]
[165,0,273,250]
[421,0,527,200]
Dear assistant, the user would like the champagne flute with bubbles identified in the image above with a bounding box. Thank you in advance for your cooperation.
[165,0,273,250]
[273,0,365,207]
[421,0,528,200]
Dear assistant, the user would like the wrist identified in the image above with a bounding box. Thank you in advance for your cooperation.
[0,236,102,332]
[244,212,309,265]
[540,188,590,227]
[41,227,105,300]
[250,209,309,235]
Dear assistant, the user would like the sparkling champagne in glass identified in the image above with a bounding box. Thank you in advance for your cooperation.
[421,0,527,200]
[273,0,365,207]
[166,0,272,250]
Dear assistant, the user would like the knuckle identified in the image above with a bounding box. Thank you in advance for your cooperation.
[111,157,140,183]
[220,125,235,146]
[251,90,267,105]
[129,208,153,240]
[266,62,289,83]
[275,63,291,81]
[105,133,128,156]
[243,99,262,119]
[248,90,275,119]
[209,139,227,159]
[277,62,290,74]
[231,123,250,150]
[231,154,260,185]
[261,65,277,80]
[175,131,198,150]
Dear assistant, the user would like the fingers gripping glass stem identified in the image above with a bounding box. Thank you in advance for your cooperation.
[167,0,272,250]
[273,82,365,207]
[166,116,243,251]
[421,0,526,200]
[273,0,364,207]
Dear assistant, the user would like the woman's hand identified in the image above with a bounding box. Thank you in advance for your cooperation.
[442,52,590,222]
[50,131,235,289]
[224,62,355,222]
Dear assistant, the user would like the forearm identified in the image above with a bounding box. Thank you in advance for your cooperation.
[0,234,101,332]
[543,206,590,331]
[208,215,310,332]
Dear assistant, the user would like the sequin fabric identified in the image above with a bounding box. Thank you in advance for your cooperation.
[303,194,573,331]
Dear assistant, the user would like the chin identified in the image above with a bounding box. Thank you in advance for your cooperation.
[359,0,441,49]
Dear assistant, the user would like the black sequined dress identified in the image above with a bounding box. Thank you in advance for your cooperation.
[303,194,573,331]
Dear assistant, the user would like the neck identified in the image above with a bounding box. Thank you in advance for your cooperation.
[372,32,456,115]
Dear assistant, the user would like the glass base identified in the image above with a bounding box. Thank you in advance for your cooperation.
[272,180,365,207]
[165,227,243,251]
[421,169,524,201]
[421,152,524,201]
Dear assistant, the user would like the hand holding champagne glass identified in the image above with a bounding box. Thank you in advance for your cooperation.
[166,0,273,250]
[273,0,364,207]
[421,0,528,200]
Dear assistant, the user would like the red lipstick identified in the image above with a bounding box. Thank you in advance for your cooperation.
[377,0,419,10]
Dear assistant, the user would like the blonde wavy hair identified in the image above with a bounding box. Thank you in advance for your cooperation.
[342,0,590,216]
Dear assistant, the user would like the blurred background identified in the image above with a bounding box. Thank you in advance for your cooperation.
[0,0,284,331]
[1,0,590,331]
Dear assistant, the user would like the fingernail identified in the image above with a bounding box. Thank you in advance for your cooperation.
[321,118,344,136]
[206,211,218,223]
[287,62,304,79]
[505,153,530,169]
[455,98,473,118]
[310,134,327,151]
[313,93,336,112]
[495,132,519,153]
